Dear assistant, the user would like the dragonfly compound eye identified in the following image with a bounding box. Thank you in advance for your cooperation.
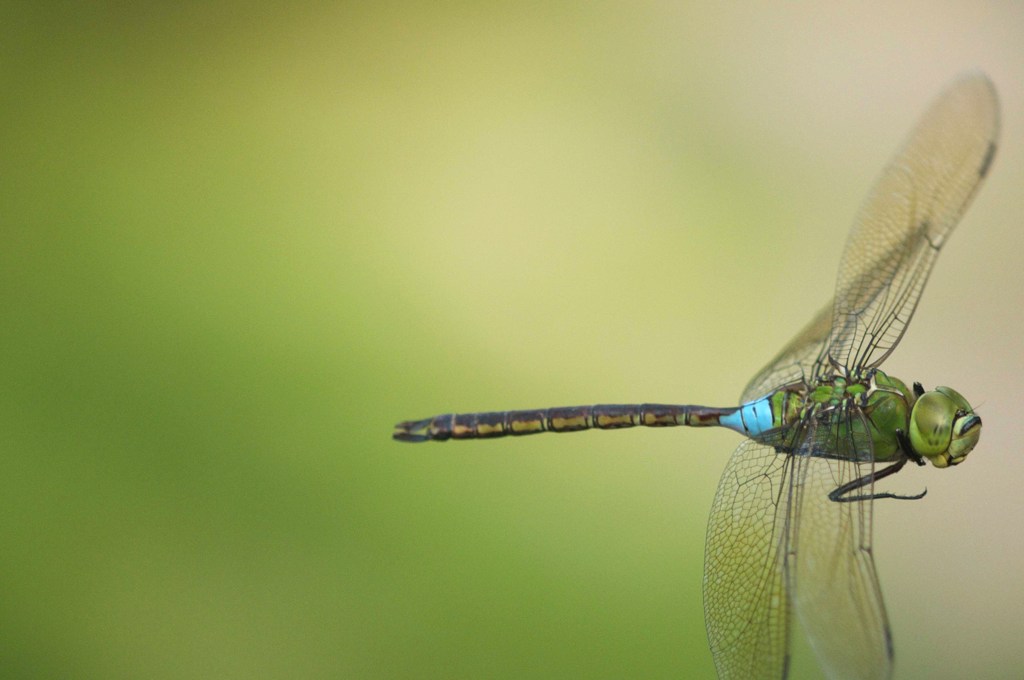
[909,388,980,467]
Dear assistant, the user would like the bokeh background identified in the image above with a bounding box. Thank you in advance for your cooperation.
[3,3,1023,679]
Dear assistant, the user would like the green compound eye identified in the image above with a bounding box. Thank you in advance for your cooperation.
[909,387,982,468]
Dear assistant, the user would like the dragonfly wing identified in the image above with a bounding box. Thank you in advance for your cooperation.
[704,439,793,679]
[740,302,832,402]
[827,73,999,371]
[790,411,893,680]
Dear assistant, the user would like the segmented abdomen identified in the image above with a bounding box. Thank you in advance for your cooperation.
[393,403,734,442]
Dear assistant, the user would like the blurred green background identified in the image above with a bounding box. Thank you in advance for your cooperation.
[3,3,1023,679]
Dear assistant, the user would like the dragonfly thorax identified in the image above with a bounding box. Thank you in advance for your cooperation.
[790,370,916,462]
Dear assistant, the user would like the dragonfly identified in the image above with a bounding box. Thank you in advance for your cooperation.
[393,73,999,679]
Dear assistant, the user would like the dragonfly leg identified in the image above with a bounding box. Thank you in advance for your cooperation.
[828,457,927,503]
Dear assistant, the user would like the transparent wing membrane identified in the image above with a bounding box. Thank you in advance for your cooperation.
[704,440,792,679]
[742,74,998,404]
[740,302,832,403]
[827,73,999,372]
[791,412,892,680]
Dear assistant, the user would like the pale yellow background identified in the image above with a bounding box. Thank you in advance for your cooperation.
[3,3,1022,679]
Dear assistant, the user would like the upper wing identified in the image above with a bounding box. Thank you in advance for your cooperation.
[740,302,832,403]
[827,73,999,371]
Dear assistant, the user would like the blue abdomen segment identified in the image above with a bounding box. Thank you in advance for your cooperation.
[720,396,775,438]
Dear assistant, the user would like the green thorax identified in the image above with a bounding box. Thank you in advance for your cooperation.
[771,370,914,462]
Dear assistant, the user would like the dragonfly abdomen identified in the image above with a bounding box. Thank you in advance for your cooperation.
[393,403,738,442]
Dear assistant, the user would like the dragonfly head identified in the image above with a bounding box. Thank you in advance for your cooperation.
[909,386,982,468]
